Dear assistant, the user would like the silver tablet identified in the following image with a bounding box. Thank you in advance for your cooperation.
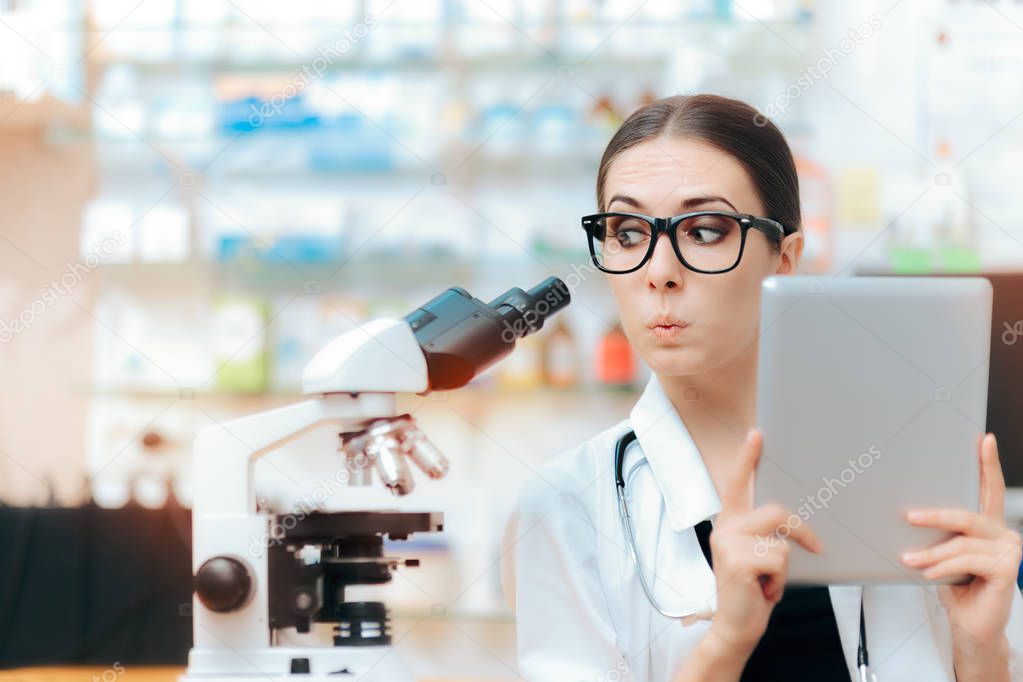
[753,275,991,585]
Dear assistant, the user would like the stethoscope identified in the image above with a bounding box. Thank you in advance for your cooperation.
[614,429,874,681]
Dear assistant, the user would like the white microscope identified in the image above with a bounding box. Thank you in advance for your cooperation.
[181,277,570,681]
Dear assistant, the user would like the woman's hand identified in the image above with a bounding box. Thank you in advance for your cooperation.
[900,433,1022,675]
[707,428,824,657]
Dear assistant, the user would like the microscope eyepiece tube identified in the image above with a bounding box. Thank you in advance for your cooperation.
[403,277,572,391]
[488,276,571,339]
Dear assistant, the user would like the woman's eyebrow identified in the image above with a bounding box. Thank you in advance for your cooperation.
[681,195,738,212]
[606,194,739,213]
[607,194,642,209]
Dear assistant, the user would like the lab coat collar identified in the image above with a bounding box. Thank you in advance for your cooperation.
[629,374,722,533]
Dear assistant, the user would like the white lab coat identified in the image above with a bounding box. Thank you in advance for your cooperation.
[501,373,1023,681]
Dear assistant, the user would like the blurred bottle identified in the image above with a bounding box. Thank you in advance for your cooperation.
[887,139,978,273]
[94,65,145,139]
[931,140,979,270]
[497,333,544,390]
[932,142,973,239]
[713,0,732,21]
[588,93,622,134]
[595,322,635,388]
[542,318,580,388]
[794,152,832,273]
[212,296,269,393]
[638,87,658,108]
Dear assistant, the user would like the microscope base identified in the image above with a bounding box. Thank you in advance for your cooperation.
[180,644,413,681]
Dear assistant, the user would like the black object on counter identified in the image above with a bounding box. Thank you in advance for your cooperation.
[0,504,193,667]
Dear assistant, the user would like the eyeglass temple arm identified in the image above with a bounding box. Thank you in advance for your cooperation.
[745,215,792,239]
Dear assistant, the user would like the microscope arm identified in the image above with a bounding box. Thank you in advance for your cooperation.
[193,317,432,518]
[193,393,397,518]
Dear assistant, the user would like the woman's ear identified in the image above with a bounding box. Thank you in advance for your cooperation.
[775,232,804,275]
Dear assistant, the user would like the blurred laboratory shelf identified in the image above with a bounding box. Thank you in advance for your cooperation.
[90,257,600,291]
[85,53,671,73]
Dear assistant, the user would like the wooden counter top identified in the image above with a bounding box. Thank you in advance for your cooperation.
[0,669,501,682]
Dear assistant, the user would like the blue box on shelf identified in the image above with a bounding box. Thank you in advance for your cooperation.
[218,234,345,264]
[219,95,321,133]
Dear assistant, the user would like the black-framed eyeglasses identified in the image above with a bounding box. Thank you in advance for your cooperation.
[581,210,794,275]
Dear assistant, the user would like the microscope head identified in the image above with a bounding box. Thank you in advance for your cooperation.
[300,277,571,496]
[301,276,570,395]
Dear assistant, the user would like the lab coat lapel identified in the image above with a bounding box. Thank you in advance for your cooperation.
[829,584,864,680]
[629,375,722,533]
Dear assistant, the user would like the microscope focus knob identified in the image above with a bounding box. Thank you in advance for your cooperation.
[195,556,252,613]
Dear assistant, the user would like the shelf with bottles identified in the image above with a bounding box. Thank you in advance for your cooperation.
[83,132,610,181]
[86,50,670,74]
[75,0,816,68]
[81,185,602,294]
[20,0,820,146]
[62,2,821,175]
[78,28,812,72]
[72,63,638,178]
[85,280,645,405]
[850,240,1023,278]
[89,254,607,294]
[84,339,646,407]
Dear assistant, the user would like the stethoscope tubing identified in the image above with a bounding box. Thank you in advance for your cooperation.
[613,428,872,678]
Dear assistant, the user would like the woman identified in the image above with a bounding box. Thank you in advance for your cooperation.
[501,94,1023,681]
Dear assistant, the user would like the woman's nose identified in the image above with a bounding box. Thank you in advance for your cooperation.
[645,232,685,290]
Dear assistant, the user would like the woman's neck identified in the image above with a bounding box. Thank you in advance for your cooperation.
[657,340,759,470]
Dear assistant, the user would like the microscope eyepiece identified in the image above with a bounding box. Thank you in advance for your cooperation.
[402,277,572,391]
[488,276,571,339]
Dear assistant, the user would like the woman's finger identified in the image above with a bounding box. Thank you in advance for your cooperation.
[741,503,823,553]
[736,546,788,602]
[759,572,787,603]
[905,508,1000,539]
[979,433,1006,522]
[920,552,1016,583]
[720,429,762,515]
[901,535,997,569]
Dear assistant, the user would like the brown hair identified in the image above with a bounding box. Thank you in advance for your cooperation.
[596,94,801,251]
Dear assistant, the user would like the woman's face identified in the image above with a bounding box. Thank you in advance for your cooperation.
[600,136,803,378]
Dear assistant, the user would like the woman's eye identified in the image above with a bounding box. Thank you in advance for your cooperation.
[689,227,725,244]
[684,218,733,245]
[612,227,649,247]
